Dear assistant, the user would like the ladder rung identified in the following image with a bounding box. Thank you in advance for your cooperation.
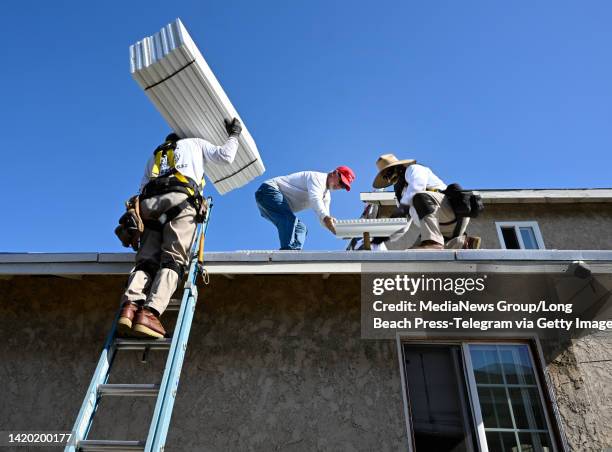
[114,338,172,350]
[97,384,159,397]
[78,439,145,451]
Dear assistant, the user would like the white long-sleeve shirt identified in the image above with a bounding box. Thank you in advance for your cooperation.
[265,171,331,222]
[140,137,239,191]
[399,164,447,206]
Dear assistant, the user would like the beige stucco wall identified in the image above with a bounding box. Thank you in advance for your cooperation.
[1,275,406,451]
[0,274,610,450]
[467,203,612,250]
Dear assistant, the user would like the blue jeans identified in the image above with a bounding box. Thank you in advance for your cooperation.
[255,183,307,250]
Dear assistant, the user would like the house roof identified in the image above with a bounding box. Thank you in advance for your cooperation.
[1,250,611,276]
[361,188,612,205]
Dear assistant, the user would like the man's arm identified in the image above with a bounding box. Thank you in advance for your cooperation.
[321,195,336,234]
[138,156,153,193]
[306,173,335,233]
[201,137,239,165]
[201,118,242,165]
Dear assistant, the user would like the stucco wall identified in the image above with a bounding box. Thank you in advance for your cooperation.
[467,203,612,250]
[0,275,406,451]
[0,275,610,451]
[385,203,612,250]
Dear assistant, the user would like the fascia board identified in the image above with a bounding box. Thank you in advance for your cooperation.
[0,253,98,263]
[360,190,612,205]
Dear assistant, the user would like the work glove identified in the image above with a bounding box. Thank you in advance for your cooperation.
[224,118,242,138]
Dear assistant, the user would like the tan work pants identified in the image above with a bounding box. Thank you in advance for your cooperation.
[415,191,469,249]
[121,192,197,315]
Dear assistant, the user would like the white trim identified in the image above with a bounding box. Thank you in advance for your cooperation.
[2,250,612,276]
[464,343,559,452]
[495,221,546,250]
[462,344,490,452]
[360,189,612,205]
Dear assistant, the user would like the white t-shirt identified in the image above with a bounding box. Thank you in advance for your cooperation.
[265,171,331,222]
[399,164,447,206]
[140,137,238,191]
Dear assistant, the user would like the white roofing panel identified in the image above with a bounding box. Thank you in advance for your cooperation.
[334,218,410,238]
[130,19,265,194]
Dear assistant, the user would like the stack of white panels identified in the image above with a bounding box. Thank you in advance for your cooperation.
[130,19,265,194]
[334,218,410,239]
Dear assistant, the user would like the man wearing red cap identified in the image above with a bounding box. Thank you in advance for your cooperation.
[255,167,355,250]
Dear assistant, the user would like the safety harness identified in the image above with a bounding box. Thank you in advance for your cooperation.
[139,139,207,230]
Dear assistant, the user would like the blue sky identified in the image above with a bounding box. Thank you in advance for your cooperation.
[1,1,610,252]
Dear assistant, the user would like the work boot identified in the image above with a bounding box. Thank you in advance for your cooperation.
[412,240,444,250]
[132,307,167,339]
[463,236,482,249]
[116,301,141,337]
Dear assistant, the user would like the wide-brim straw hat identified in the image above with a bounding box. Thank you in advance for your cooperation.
[372,154,416,188]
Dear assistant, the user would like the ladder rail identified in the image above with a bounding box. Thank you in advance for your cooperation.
[65,312,120,451]
[146,198,213,451]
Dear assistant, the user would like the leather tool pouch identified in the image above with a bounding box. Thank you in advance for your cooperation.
[114,196,145,251]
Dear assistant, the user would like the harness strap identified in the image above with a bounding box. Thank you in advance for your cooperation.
[143,199,192,231]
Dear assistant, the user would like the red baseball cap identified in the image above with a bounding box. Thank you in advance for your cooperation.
[336,166,356,191]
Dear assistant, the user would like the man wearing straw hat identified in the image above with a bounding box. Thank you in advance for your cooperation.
[372,154,481,250]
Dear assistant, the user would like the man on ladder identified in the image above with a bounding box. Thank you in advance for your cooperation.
[116,118,242,338]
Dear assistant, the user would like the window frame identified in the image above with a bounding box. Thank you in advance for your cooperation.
[495,221,546,250]
[462,342,558,452]
[397,335,567,452]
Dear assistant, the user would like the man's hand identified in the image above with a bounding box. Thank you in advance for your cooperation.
[224,117,242,138]
[323,216,337,234]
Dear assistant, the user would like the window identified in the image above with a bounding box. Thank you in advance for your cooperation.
[402,342,558,452]
[495,222,545,250]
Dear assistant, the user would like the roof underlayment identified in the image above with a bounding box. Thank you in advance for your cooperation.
[1,251,611,276]
[130,18,265,194]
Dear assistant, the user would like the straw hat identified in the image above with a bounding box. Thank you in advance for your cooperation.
[372,154,416,188]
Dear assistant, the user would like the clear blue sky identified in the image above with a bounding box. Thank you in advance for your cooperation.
[1,1,611,252]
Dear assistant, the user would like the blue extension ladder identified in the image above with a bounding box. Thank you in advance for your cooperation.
[66,198,213,452]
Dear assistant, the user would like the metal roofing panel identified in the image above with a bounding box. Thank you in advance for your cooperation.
[334,218,410,238]
[130,19,265,194]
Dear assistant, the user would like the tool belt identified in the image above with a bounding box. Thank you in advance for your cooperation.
[114,196,144,251]
[441,183,484,218]
[140,172,208,228]
[440,182,485,238]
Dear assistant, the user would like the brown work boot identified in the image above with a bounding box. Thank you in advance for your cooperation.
[133,307,167,338]
[116,301,141,337]
[463,236,482,249]
[413,240,444,250]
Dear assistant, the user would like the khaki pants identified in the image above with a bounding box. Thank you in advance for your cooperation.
[415,191,469,249]
[121,192,197,315]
